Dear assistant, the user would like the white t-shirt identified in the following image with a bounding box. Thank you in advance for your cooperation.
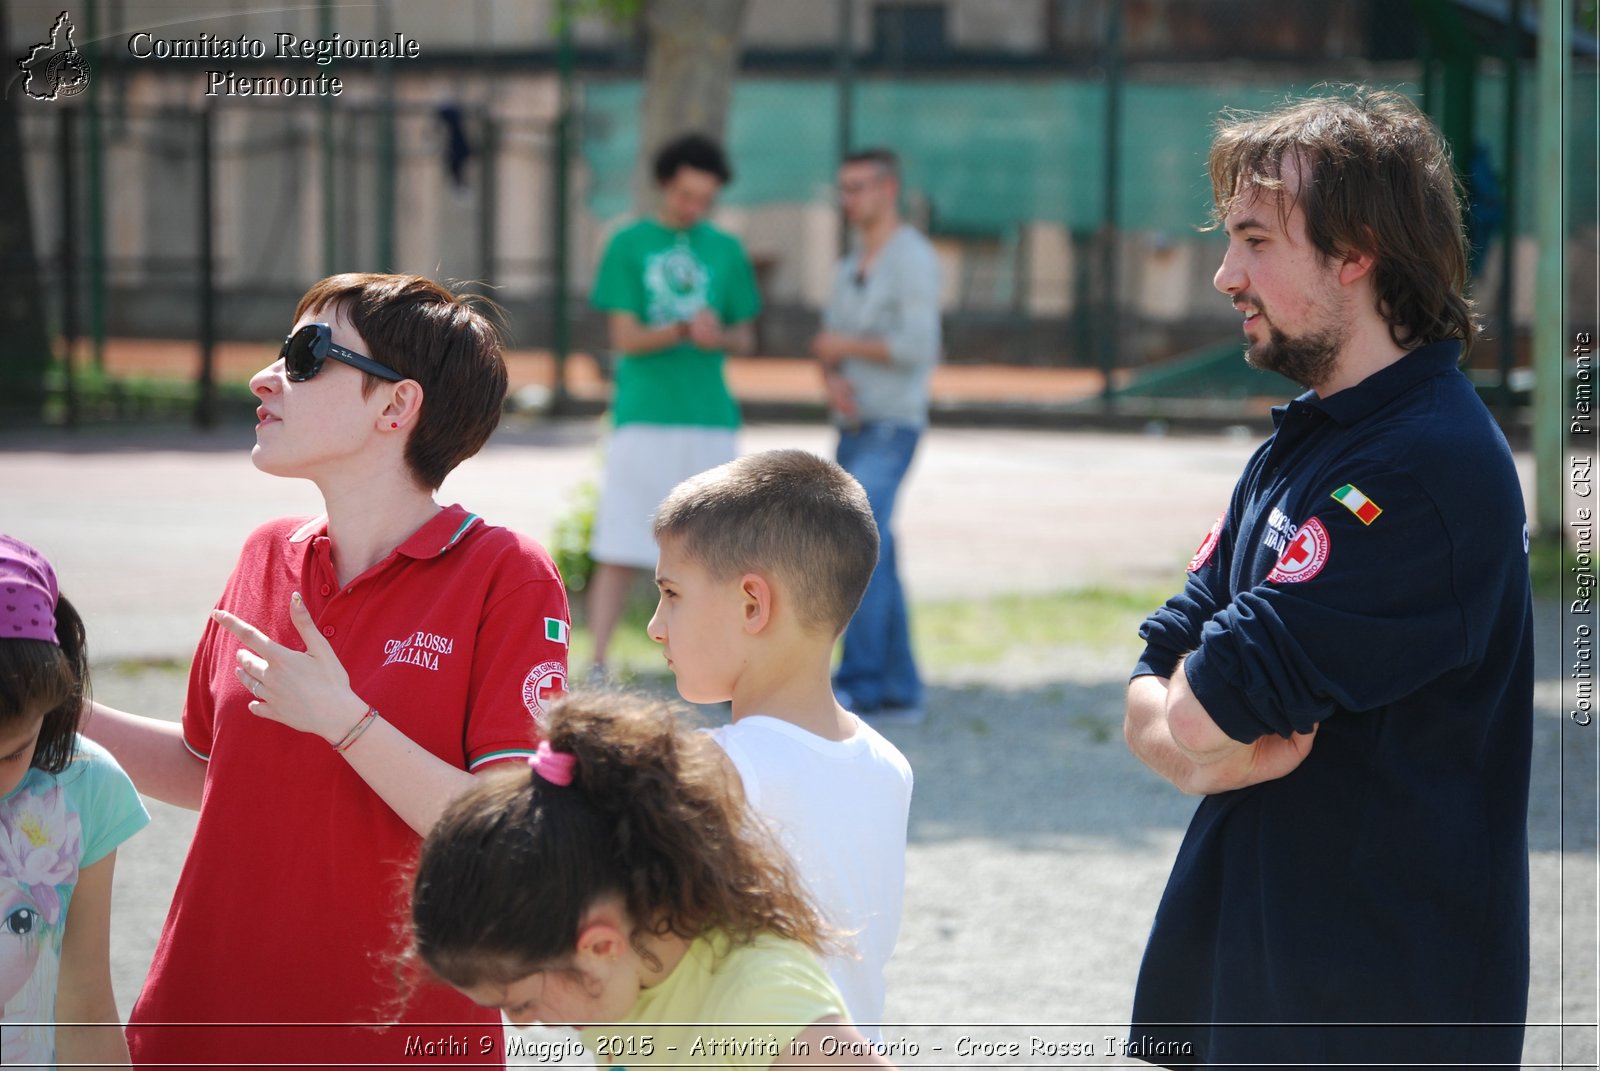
[709,715,914,1043]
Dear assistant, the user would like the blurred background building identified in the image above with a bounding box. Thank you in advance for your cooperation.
[7,0,1595,414]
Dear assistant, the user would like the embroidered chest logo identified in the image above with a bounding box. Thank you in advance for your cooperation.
[1266,516,1331,583]
[1260,506,1299,555]
[382,631,455,671]
[1188,515,1224,573]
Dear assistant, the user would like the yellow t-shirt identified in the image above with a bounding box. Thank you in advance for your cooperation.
[579,932,849,1070]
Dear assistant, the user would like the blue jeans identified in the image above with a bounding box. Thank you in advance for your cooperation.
[834,422,922,710]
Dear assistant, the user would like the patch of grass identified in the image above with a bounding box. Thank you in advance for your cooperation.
[569,585,1169,681]
[911,586,1166,669]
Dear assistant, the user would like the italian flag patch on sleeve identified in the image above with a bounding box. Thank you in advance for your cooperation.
[544,617,570,645]
[1330,484,1382,525]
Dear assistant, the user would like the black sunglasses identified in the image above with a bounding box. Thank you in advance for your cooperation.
[280,323,405,383]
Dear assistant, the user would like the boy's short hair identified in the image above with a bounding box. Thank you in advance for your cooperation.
[294,273,508,491]
[653,450,879,636]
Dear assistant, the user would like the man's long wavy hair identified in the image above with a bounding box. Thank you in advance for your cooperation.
[410,692,832,989]
[1208,89,1479,357]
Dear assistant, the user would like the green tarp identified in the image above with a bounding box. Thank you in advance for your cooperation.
[583,72,1593,236]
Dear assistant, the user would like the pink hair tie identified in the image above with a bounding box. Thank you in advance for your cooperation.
[528,741,577,787]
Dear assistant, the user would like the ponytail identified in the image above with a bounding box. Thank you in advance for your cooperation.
[411,692,830,989]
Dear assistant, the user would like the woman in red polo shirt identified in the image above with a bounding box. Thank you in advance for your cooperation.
[85,274,570,1069]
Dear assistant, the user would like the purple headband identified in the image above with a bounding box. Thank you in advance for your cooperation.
[0,535,59,646]
[528,740,577,787]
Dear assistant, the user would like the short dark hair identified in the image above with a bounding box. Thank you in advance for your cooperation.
[653,133,733,186]
[842,147,900,181]
[0,593,88,774]
[652,450,879,636]
[294,274,509,490]
[1207,89,1478,355]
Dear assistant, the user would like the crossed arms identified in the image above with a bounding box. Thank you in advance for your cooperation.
[1123,663,1317,796]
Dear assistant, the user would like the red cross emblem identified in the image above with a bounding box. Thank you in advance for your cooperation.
[1188,514,1224,573]
[521,660,568,717]
[1266,517,1330,583]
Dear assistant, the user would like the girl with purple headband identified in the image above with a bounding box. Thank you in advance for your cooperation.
[0,534,149,1067]
[409,691,899,1070]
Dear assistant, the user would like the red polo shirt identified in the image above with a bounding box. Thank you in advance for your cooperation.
[129,506,569,1069]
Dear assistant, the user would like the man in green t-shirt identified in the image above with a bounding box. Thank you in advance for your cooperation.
[587,133,762,677]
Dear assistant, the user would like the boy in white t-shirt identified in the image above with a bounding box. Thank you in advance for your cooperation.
[647,449,914,1043]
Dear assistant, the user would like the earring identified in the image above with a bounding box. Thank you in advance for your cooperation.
[390,422,398,429]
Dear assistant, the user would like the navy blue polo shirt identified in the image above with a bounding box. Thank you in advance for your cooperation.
[1129,341,1533,1068]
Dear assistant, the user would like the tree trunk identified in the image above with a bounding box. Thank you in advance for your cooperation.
[632,0,749,215]
[0,0,56,417]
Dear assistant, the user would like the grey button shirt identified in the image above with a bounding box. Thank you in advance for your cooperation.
[824,224,942,427]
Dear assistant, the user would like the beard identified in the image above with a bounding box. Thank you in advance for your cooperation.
[1245,325,1340,389]
[1243,312,1344,391]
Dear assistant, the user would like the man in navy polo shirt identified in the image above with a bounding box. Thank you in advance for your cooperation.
[1123,91,1532,1068]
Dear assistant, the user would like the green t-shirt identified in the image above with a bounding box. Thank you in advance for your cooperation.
[591,218,761,429]
[578,932,849,1070]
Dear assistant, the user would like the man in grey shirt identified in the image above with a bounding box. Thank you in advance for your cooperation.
[811,147,942,724]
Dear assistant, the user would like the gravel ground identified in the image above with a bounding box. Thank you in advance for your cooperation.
[3,420,1592,1068]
